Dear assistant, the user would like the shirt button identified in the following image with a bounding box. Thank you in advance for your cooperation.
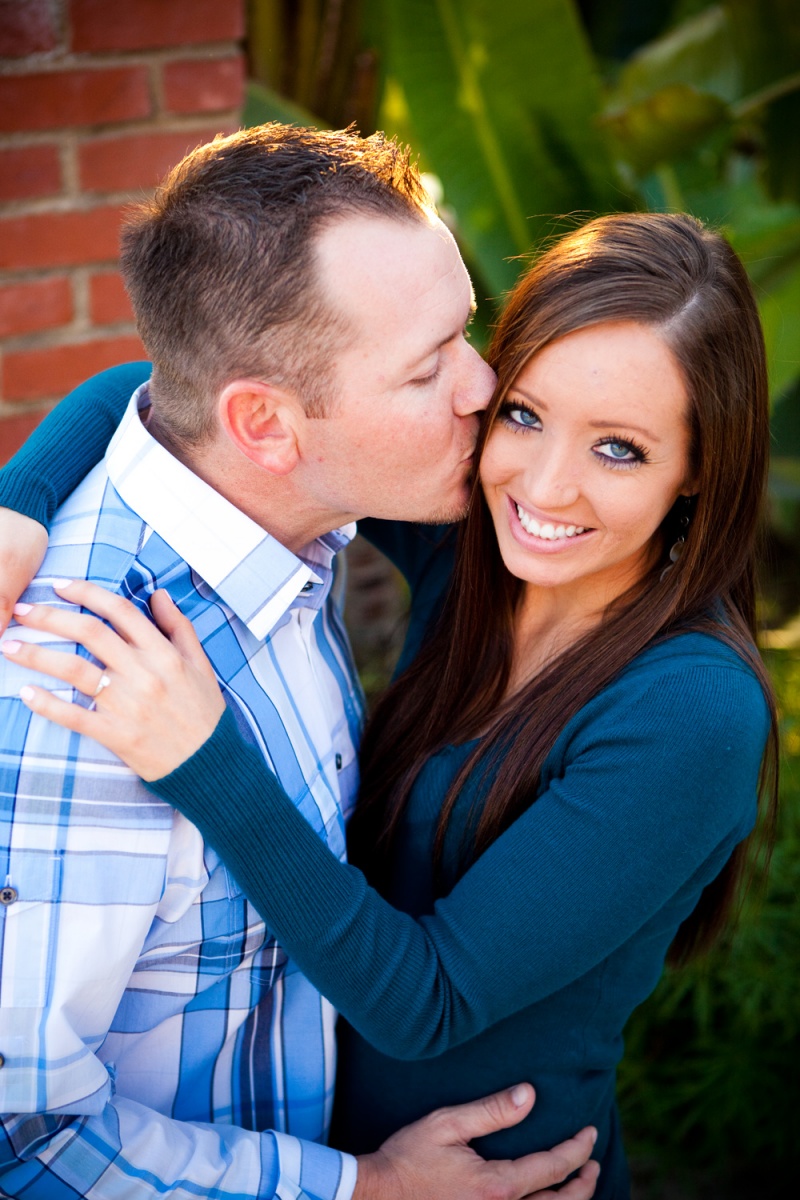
[0,1054,5,1067]
[335,753,343,770]
[0,887,17,905]
[301,582,314,593]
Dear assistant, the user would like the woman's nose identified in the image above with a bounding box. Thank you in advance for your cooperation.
[523,444,581,509]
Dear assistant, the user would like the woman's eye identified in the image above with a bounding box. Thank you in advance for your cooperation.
[597,440,634,460]
[594,438,646,465]
[502,405,541,430]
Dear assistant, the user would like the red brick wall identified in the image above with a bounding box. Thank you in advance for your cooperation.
[0,0,246,462]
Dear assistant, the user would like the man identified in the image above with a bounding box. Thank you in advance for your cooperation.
[0,125,598,1199]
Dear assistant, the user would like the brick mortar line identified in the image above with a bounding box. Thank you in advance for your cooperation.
[0,45,245,75]
[0,109,242,154]
[0,322,139,352]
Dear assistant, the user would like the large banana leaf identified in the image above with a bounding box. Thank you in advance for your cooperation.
[378,0,624,300]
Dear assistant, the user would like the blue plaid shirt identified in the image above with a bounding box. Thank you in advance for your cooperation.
[0,387,363,1199]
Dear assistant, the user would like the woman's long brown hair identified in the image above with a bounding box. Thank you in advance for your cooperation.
[350,212,779,964]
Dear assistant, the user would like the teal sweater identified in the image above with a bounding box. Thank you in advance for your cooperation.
[0,365,770,1200]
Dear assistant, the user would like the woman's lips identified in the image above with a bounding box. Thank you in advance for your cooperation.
[507,495,594,549]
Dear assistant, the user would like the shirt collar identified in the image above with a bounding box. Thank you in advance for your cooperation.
[104,385,356,640]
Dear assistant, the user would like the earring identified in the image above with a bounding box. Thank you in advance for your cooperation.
[660,496,693,581]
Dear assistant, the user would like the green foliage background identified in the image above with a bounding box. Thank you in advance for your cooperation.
[245,0,800,1189]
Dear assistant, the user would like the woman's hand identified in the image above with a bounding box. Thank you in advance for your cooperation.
[2,579,226,780]
[0,508,49,633]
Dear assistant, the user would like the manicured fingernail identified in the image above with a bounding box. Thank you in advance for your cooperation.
[590,1128,598,1145]
[19,686,35,702]
[510,1084,530,1107]
[13,603,32,616]
[52,579,73,589]
[1,641,21,654]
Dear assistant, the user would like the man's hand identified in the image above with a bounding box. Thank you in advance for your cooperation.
[354,1083,599,1200]
[0,508,48,633]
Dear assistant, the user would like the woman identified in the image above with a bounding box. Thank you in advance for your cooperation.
[1,213,778,1198]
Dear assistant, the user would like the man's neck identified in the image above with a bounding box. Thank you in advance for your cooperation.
[146,410,346,555]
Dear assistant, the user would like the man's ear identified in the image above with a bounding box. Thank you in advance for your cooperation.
[218,380,302,476]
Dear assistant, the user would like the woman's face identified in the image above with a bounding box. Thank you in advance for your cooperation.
[480,321,696,609]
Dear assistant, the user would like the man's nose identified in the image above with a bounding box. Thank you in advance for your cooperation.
[455,345,496,416]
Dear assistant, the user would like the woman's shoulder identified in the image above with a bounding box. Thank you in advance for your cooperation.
[623,629,759,677]
[561,628,770,759]
[538,629,770,841]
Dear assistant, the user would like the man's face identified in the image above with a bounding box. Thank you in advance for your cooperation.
[296,212,497,526]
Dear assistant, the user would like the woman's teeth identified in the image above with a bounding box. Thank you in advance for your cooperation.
[516,505,585,540]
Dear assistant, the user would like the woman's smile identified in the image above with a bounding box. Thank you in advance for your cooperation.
[509,496,592,549]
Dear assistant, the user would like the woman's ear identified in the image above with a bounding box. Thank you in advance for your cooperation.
[218,380,302,476]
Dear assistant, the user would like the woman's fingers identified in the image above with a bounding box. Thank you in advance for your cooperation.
[1,638,106,696]
[19,682,142,769]
[150,590,218,679]
[52,579,168,652]
[19,684,103,739]
[12,582,227,781]
[12,600,138,675]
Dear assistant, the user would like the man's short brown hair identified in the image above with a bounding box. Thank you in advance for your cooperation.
[120,123,432,445]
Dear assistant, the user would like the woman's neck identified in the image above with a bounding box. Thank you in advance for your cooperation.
[506,574,636,695]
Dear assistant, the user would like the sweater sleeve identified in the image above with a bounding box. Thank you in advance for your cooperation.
[149,656,768,1062]
[355,520,457,672]
[357,519,456,592]
[0,362,150,528]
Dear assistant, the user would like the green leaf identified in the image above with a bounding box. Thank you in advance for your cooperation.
[600,84,729,173]
[611,4,741,106]
[243,80,329,131]
[378,0,624,300]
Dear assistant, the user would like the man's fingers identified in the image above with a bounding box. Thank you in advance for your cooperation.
[503,1126,597,1197]
[530,1158,600,1200]
[429,1085,535,1146]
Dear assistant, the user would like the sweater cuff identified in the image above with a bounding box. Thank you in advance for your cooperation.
[146,705,286,823]
[0,468,58,529]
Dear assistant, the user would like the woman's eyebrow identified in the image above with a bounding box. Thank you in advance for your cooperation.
[508,387,660,442]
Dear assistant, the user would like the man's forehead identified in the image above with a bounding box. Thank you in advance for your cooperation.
[316,212,467,290]
[315,212,473,338]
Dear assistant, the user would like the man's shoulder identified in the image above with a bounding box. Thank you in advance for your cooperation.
[45,463,148,584]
